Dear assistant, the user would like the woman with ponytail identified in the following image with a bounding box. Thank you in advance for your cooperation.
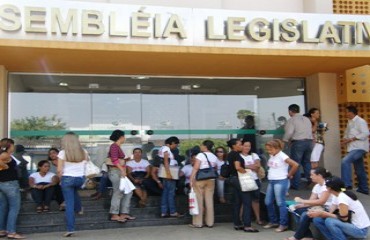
[285,167,332,240]
[311,177,370,240]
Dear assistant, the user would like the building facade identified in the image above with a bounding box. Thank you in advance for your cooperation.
[0,0,369,177]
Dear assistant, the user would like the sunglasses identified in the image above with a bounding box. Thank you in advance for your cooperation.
[216,151,224,153]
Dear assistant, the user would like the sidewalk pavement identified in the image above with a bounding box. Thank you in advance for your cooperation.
[27,223,295,240]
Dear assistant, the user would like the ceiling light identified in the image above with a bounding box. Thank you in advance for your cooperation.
[192,84,201,89]
[181,85,191,90]
[59,82,68,86]
[131,76,149,80]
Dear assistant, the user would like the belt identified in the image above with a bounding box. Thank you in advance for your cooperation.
[291,139,312,142]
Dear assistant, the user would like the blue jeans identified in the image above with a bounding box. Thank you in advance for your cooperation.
[265,179,289,226]
[230,177,253,227]
[313,217,369,240]
[161,179,176,215]
[0,181,21,234]
[294,210,313,239]
[290,140,313,189]
[341,149,369,193]
[61,176,84,232]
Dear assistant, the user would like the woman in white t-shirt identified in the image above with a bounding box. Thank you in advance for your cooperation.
[215,146,227,204]
[285,167,332,240]
[29,160,58,213]
[190,140,218,228]
[57,132,89,237]
[264,139,299,233]
[311,177,370,240]
[240,141,263,225]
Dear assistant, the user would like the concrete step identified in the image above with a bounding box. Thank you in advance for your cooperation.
[18,213,233,234]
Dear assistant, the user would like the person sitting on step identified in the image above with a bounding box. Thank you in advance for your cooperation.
[29,160,58,213]
[127,148,150,208]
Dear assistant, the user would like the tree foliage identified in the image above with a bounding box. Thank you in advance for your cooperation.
[236,109,255,120]
[11,115,67,139]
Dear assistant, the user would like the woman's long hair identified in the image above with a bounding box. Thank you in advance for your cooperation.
[61,132,85,163]
[0,138,14,155]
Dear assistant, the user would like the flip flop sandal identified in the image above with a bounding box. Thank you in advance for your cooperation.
[7,233,26,239]
[124,215,136,220]
[43,207,50,212]
[110,218,127,223]
[188,224,203,228]
[36,207,43,213]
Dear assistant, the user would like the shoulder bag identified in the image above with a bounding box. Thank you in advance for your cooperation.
[195,153,218,181]
[237,169,258,192]
[158,164,180,180]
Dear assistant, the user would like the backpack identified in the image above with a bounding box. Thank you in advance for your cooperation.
[220,163,231,178]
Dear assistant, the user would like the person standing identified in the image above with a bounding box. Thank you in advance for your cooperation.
[264,139,299,233]
[237,115,257,153]
[283,104,313,190]
[107,130,134,222]
[189,140,217,228]
[227,138,259,233]
[0,138,25,239]
[215,146,227,204]
[158,136,182,218]
[57,132,89,237]
[341,105,369,195]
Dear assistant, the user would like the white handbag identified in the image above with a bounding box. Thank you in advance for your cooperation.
[158,164,180,180]
[85,161,100,178]
[237,169,258,192]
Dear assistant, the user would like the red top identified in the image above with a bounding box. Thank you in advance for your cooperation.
[108,143,125,166]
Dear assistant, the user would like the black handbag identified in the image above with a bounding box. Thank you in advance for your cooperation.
[195,153,218,181]
[220,163,231,178]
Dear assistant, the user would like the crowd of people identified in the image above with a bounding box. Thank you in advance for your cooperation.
[0,104,369,239]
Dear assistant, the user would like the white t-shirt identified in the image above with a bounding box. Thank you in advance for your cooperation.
[158,146,177,166]
[336,192,370,229]
[29,172,55,184]
[126,159,150,172]
[215,159,225,174]
[196,152,217,169]
[181,164,193,184]
[58,150,88,177]
[267,151,289,180]
[240,153,259,180]
[312,183,332,207]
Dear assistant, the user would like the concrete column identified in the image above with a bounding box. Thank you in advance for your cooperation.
[0,66,8,138]
[306,73,341,176]
[303,0,333,13]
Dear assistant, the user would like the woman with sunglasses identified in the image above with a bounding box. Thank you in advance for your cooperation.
[215,146,227,204]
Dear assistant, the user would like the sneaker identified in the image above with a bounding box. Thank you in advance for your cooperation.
[263,223,279,229]
[275,225,288,232]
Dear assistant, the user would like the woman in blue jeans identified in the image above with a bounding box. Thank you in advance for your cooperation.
[285,167,332,240]
[264,139,299,233]
[0,138,25,239]
[57,132,89,237]
[310,177,370,240]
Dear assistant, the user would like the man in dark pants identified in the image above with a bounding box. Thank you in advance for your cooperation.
[283,104,313,190]
[341,105,369,195]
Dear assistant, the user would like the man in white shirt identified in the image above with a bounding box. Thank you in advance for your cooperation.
[341,106,369,195]
[283,104,313,190]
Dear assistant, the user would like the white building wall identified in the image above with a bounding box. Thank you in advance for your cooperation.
[64,0,333,13]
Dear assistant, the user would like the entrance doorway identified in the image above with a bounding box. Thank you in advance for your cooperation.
[8,74,305,171]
